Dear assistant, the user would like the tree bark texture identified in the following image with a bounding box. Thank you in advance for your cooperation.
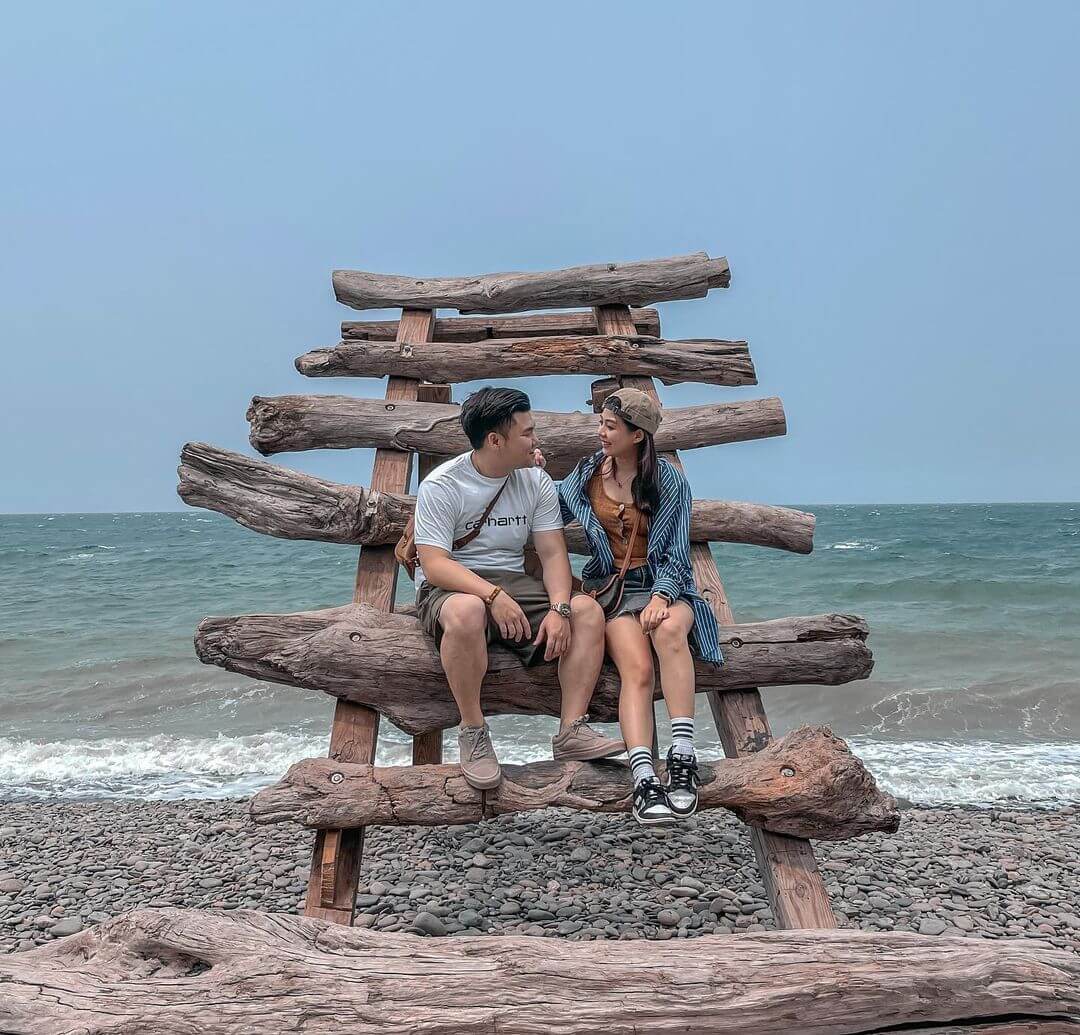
[296,334,756,386]
[250,725,900,840]
[342,307,660,341]
[246,394,786,475]
[177,442,815,554]
[194,606,873,736]
[332,252,730,313]
[2,908,1077,1034]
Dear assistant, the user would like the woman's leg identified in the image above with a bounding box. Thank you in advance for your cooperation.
[606,614,673,824]
[648,601,697,727]
[605,614,656,756]
[649,601,701,818]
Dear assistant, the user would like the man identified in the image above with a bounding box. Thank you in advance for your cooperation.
[413,386,625,789]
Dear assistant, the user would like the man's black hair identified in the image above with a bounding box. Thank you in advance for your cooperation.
[459,387,532,450]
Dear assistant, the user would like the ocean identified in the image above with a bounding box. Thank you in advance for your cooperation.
[2,505,1078,806]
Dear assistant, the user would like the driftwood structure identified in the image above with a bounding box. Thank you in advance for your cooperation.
[3,908,1078,1034]
[178,250,887,932]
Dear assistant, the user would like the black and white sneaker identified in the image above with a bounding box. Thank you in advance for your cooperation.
[632,777,676,826]
[664,748,700,819]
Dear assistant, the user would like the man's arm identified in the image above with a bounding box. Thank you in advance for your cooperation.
[530,528,574,660]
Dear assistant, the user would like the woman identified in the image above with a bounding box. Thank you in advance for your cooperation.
[558,388,724,825]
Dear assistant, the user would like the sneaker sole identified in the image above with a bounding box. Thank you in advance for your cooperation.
[633,812,678,826]
[460,770,502,791]
[551,743,627,762]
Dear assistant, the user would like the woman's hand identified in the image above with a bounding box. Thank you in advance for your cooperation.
[532,448,547,469]
[639,595,670,634]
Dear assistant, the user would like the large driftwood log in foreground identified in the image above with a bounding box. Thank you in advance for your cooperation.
[195,606,872,736]
[177,442,816,553]
[252,725,900,840]
[246,394,786,475]
[296,334,756,386]
[2,909,1077,1035]
[333,252,730,313]
[342,307,660,341]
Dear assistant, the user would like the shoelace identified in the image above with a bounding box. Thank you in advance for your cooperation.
[667,752,700,792]
[634,778,667,809]
[464,726,493,762]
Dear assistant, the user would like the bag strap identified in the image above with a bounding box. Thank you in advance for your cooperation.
[451,478,509,552]
[616,509,643,579]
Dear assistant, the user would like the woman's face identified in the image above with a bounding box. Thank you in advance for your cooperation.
[598,408,643,458]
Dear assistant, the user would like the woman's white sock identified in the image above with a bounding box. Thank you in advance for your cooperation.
[670,716,695,757]
[628,745,657,785]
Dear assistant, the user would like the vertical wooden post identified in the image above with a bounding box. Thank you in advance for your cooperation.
[303,308,435,924]
[593,303,837,930]
[410,381,452,767]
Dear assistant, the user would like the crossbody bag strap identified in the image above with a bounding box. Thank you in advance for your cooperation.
[616,509,643,579]
[451,478,509,552]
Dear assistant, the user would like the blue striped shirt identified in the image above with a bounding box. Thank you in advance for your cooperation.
[558,450,724,667]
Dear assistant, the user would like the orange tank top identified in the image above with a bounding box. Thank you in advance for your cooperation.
[587,470,649,570]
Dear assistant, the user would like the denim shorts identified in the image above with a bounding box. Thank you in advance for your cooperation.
[581,565,656,622]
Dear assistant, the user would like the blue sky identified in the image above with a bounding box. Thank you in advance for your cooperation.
[2,1,1077,511]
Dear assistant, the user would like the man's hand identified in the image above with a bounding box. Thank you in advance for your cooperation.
[489,591,531,643]
[534,610,572,661]
[640,594,671,634]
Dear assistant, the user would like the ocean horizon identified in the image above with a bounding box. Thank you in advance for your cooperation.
[2,503,1079,807]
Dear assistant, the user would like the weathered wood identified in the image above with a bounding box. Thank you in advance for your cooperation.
[297,334,756,386]
[246,394,787,476]
[176,442,414,544]
[342,307,660,341]
[333,251,730,313]
[252,725,899,839]
[2,908,1077,1034]
[595,303,838,931]
[178,443,815,554]
[305,308,434,926]
[194,606,872,736]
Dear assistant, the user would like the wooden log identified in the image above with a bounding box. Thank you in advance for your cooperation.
[177,443,816,554]
[251,725,900,839]
[194,606,873,736]
[342,307,660,341]
[594,303,838,931]
[296,334,756,386]
[333,251,730,313]
[176,442,414,544]
[246,394,787,477]
[2,908,1078,1034]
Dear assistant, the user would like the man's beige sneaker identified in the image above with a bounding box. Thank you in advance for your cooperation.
[458,723,502,790]
[552,716,626,762]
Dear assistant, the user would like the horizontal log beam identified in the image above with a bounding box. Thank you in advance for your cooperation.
[296,335,756,387]
[176,442,414,544]
[247,395,786,477]
[251,725,900,840]
[194,605,872,736]
[3,908,1078,1032]
[342,308,660,341]
[177,443,815,554]
[333,252,730,313]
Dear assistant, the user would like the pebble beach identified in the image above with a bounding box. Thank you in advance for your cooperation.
[2,799,1078,954]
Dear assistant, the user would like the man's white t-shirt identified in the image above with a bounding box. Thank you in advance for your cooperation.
[412,452,564,584]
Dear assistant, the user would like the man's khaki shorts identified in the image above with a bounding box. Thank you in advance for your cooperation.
[415,568,583,668]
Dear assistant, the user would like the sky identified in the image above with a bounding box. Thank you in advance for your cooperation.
[1,1,1077,512]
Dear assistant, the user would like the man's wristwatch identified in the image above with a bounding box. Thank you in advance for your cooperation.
[549,602,572,620]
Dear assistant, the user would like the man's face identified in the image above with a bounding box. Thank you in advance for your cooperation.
[494,410,540,469]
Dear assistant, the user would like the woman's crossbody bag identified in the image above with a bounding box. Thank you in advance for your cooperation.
[586,509,643,618]
[394,479,509,580]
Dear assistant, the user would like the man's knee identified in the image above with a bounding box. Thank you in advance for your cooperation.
[439,594,487,639]
[570,594,604,634]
